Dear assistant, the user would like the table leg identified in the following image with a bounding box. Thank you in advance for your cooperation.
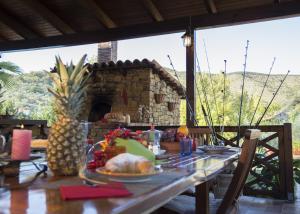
[196,181,209,214]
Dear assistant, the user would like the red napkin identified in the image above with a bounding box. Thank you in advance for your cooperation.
[60,182,132,200]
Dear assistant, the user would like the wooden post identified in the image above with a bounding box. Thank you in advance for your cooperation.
[186,28,195,128]
[278,125,286,199]
[196,181,209,214]
[283,123,294,201]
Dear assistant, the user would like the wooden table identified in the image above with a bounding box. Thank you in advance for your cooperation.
[0,149,239,214]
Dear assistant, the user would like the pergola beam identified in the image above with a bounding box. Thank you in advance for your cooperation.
[0,7,39,39]
[0,32,9,41]
[23,0,75,34]
[1,1,300,51]
[142,0,164,22]
[204,0,218,14]
[79,0,117,28]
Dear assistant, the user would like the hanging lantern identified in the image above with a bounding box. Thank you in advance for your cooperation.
[181,32,192,47]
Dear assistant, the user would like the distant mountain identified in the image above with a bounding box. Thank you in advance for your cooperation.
[168,70,299,111]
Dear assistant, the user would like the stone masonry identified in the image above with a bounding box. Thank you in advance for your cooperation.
[81,59,184,126]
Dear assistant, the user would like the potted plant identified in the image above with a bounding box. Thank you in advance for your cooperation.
[154,82,166,104]
[167,102,176,111]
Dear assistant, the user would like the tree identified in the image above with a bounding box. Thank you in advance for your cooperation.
[0,61,22,73]
[0,61,22,88]
[2,71,56,124]
[180,72,283,127]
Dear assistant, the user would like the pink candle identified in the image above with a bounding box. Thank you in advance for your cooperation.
[11,129,32,160]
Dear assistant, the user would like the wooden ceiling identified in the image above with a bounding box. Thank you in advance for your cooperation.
[0,0,299,51]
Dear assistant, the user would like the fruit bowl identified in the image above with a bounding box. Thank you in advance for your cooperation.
[86,141,126,170]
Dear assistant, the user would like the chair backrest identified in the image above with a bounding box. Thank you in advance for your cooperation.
[217,129,261,214]
[188,128,211,145]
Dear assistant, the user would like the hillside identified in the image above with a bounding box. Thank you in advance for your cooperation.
[2,70,299,129]
[229,72,300,106]
[169,70,300,112]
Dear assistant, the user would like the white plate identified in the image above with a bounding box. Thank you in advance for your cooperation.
[95,167,163,183]
[197,146,230,154]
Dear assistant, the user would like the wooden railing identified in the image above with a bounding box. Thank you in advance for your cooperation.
[0,119,48,138]
[129,123,294,200]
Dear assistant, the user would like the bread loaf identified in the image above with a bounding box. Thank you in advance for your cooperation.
[104,112,125,122]
[104,153,154,173]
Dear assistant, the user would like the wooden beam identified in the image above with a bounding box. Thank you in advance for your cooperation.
[0,32,9,41]
[204,0,218,14]
[283,123,294,201]
[23,0,75,34]
[142,0,164,22]
[1,1,300,51]
[0,7,39,39]
[79,0,117,28]
[186,28,195,127]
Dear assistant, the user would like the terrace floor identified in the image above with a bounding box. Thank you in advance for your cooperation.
[237,184,300,214]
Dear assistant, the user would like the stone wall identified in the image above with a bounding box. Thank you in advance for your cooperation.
[150,72,181,125]
[81,66,181,126]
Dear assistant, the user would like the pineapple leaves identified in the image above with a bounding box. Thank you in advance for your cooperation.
[48,54,91,120]
[67,61,74,77]
[48,88,67,104]
[73,66,89,86]
[56,56,69,84]
[70,54,87,82]
[49,73,62,89]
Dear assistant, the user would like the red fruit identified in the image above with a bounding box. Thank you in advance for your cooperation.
[87,139,94,145]
[96,160,105,167]
[94,150,103,155]
[94,150,104,159]
[87,161,97,169]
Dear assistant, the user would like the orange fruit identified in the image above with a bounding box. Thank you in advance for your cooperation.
[177,125,189,137]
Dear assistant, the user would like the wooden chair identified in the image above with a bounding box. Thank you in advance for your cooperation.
[159,129,261,214]
[188,127,212,146]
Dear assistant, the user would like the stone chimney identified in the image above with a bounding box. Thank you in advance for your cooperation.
[97,41,117,63]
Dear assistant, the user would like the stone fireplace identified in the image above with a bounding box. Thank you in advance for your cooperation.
[81,59,185,125]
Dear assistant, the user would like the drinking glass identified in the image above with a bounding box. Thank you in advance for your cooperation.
[78,121,90,177]
[180,137,192,156]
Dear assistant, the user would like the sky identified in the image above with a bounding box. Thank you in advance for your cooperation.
[1,16,300,74]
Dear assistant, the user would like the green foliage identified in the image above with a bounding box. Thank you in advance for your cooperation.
[0,61,22,73]
[294,159,300,185]
[180,72,283,127]
[1,71,56,124]
[0,61,22,89]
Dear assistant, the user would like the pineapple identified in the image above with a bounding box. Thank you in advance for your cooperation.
[47,54,91,176]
